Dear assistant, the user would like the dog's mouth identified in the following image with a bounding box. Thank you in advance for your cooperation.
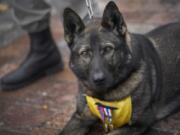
[94,80,106,87]
[82,79,114,94]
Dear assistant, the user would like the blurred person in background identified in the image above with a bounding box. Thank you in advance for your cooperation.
[0,0,106,91]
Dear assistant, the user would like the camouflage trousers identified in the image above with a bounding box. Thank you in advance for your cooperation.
[11,0,100,32]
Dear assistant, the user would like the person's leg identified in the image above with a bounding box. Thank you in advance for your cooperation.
[49,0,102,20]
[0,0,63,91]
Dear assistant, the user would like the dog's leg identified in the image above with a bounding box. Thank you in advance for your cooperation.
[59,93,97,135]
[107,126,147,135]
[59,111,96,135]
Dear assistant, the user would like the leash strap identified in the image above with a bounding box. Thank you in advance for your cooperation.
[86,0,94,19]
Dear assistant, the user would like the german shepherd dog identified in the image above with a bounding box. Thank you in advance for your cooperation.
[60,1,180,135]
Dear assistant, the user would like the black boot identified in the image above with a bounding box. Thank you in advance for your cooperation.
[0,27,63,91]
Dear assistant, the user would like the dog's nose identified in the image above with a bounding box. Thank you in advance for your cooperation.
[93,72,105,84]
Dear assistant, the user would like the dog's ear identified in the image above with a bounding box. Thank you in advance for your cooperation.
[101,1,127,36]
[63,8,85,46]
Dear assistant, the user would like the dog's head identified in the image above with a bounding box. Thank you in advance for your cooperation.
[63,1,133,94]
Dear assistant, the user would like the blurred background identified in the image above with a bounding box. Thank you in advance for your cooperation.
[0,0,180,135]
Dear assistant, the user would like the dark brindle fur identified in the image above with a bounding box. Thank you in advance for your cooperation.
[60,1,180,135]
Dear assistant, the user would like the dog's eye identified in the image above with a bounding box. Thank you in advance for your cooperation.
[79,48,91,57]
[79,48,91,63]
[102,46,114,55]
[80,51,89,56]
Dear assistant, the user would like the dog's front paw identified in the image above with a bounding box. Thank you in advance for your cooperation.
[58,131,64,135]
[107,130,122,135]
[58,129,67,135]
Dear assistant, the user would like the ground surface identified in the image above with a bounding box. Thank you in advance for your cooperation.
[0,0,180,135]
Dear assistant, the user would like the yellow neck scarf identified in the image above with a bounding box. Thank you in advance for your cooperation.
[86,96,132,132]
